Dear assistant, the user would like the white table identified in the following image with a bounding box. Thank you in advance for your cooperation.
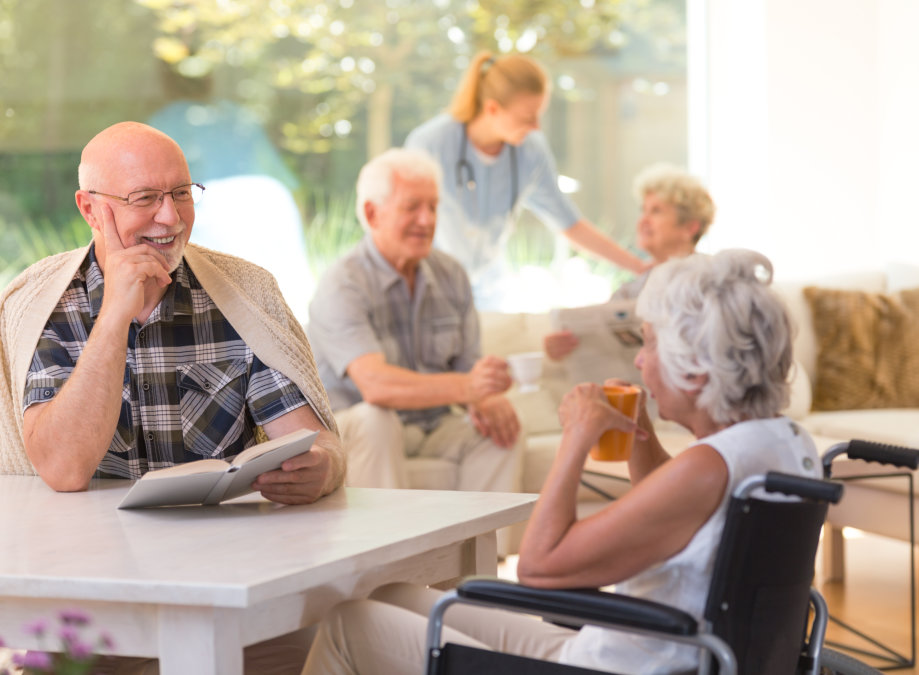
[0,477,536,674]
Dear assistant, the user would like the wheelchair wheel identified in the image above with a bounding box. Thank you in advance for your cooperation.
[818,647,883,674]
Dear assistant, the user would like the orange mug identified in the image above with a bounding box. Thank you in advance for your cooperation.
[589,384,642,462]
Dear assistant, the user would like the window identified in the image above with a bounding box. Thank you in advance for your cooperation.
[0,0,686,316]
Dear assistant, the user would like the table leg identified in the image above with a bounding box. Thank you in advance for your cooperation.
[468,532,498,576]
[157,606,243,675]
[431,531,501,590]
[821,524,846,582]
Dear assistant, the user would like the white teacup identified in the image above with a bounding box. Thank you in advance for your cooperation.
[506,351,544,393]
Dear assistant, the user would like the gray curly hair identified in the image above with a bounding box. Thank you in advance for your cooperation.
[632,163,715,243]
[636,249,793,425]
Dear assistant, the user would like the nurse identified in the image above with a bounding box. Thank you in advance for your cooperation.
[405,51,646,310]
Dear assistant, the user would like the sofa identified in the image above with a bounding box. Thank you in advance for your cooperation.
[403,264,919,573]
[773,265,919,580]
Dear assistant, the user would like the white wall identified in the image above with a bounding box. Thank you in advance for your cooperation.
[876,0,919,265]
[695,0,919,281]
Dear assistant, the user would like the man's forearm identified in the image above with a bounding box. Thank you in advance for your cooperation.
[23,315,130,491]
[351,361,472,410]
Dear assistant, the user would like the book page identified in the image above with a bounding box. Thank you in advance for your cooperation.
[141,458,230,479]
[231,428,315,465]
[217,429,318,503]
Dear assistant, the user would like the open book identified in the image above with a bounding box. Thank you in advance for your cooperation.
[118,428,319,509]
[549,298,644,388]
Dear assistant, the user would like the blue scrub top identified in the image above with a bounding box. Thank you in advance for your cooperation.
[405,114,581,309]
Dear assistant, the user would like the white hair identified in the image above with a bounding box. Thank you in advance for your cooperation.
[636,249,793,425]
[355,148,443,230]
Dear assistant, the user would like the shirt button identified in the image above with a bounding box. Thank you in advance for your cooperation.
[43,389,53,398]
[146,432,154,442]
[203,382,211,390]
[142,382,150,391]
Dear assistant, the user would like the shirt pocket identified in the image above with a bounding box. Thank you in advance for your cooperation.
[419,315,463,370]
[177,359,249,458]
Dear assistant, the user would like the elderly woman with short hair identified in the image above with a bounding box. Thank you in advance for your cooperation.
[300,249,820,675]
[545,163,715,360]
[632,163,716,261]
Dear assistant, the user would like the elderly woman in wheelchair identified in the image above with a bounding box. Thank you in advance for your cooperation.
[300,249,823,675]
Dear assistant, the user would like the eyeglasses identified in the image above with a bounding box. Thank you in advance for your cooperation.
[88,183,205,208]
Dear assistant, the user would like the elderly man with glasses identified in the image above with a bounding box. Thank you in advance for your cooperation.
[0,121,345,672]
[1,120,344,500]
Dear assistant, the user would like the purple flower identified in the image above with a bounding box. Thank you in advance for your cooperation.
[58,608,91,626]
[9,608,109,670]
[12,650,53,670]
[23,619,48,637]
[67,639,95,660]
[57,626,80,654]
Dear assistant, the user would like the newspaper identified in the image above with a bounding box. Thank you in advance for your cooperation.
[548,298,644,388]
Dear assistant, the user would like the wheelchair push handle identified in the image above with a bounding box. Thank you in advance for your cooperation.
[763,471,844,504]
[822,440,919,475]
[847,439,919,469]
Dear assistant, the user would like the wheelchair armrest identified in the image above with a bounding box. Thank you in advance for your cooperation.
[823,440,919,476]
[456,577,697,637]
[764,472,844,504]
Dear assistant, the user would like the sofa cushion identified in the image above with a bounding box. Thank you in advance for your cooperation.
[801,408,919,449]
[803,286,919,410]
[885,262,919,293]
[479,311,553,359]
[773,271,888,386]
[507,387,563,436]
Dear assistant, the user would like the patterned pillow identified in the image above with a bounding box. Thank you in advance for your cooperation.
[803,286,919,410]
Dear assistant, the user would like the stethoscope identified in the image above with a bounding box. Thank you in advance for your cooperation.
[456,124,518,211]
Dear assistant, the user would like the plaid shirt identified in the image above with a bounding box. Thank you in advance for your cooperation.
[24,245,307,479]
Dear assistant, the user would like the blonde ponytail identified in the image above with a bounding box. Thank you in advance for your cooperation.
[448,51,548,123]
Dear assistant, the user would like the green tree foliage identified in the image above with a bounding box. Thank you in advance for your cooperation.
[133,0,682,159]
[0,0,684,293]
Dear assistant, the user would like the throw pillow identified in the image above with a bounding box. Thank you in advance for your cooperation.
[803,286,919,410]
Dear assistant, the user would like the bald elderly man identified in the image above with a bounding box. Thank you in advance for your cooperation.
[0,121,345,671]
[3,120,343,497]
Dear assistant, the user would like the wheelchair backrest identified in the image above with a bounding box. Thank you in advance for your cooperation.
[704,492,829,675]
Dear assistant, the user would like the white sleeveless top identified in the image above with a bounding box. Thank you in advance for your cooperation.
[558,416,821,674]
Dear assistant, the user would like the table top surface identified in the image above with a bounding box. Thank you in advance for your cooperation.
[0,477,536,608]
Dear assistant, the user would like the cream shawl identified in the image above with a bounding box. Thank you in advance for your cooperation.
[0,243,342,480]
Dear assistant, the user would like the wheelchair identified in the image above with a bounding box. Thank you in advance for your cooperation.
[425,471,882,675]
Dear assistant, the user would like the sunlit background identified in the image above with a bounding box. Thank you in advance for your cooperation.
[0,0,687,319]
